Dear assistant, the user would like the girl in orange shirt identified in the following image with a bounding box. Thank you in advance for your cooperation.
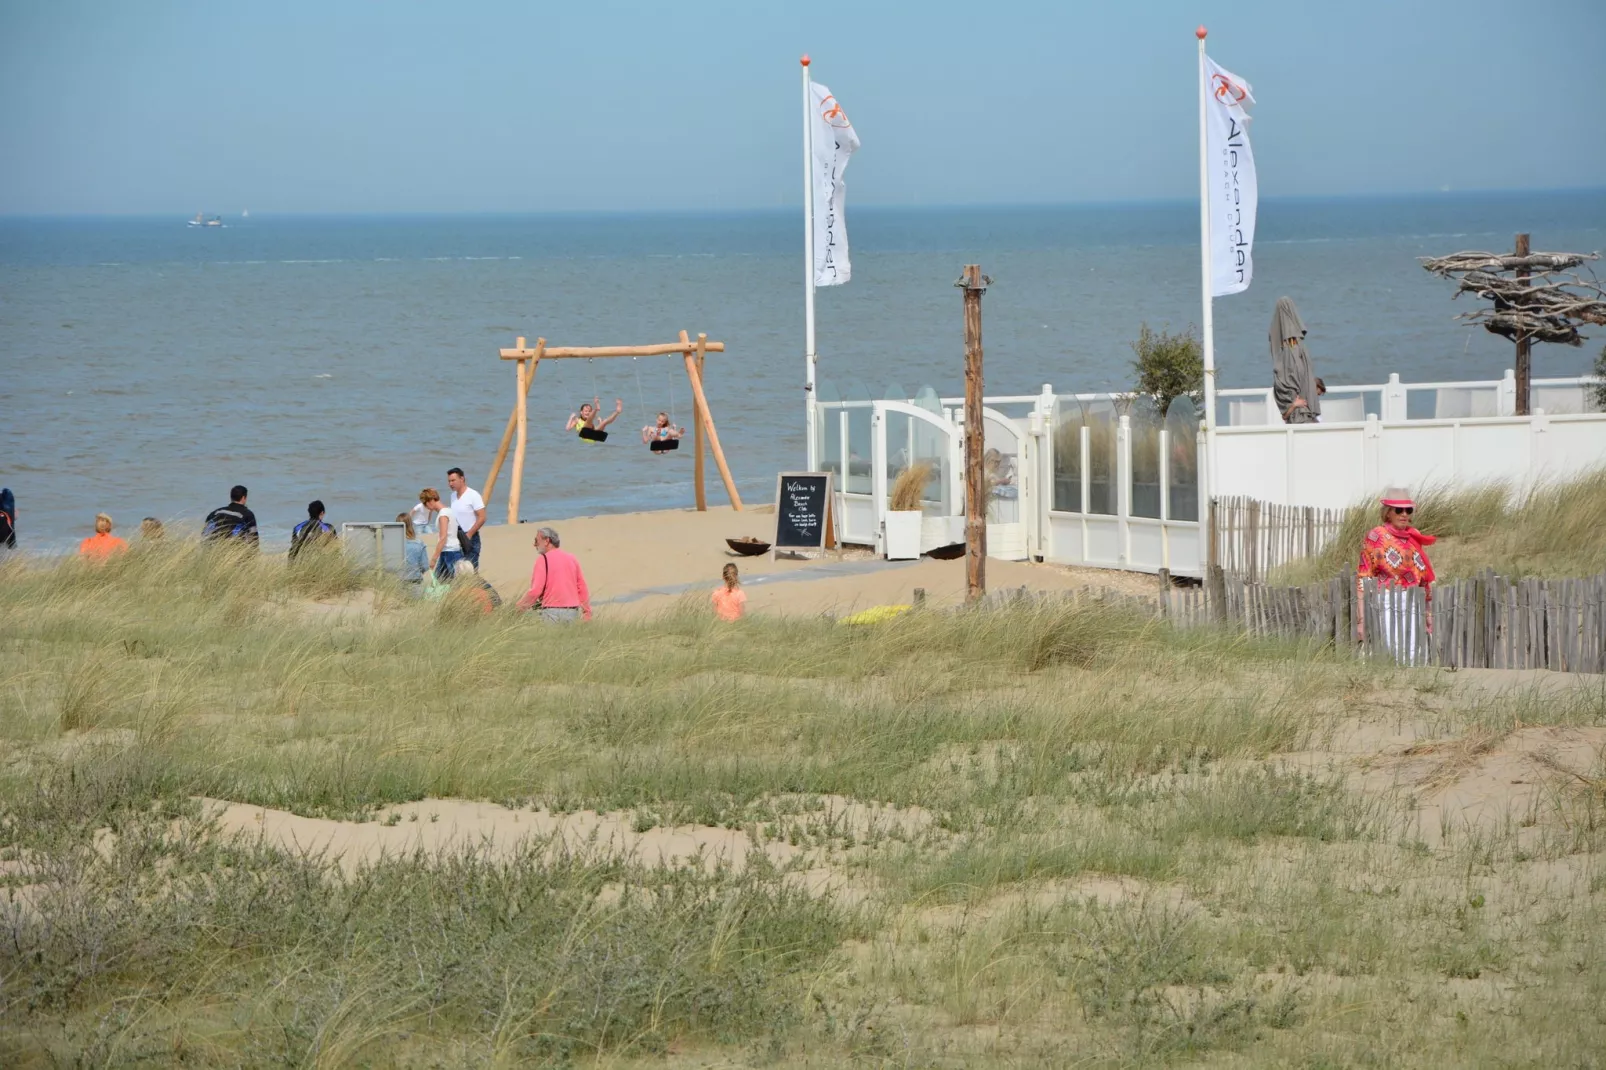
[79,513,127,560]
[711,563,746,621]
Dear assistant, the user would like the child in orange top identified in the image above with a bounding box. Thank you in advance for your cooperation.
[711,563,746,621]
[78,513,127,560]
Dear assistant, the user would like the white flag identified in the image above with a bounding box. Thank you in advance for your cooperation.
[1204,56,1257,297]
[810,82,860,287]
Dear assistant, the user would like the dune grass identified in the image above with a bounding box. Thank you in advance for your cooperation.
[1276,465,1606,584]
[1,542,1603,1066]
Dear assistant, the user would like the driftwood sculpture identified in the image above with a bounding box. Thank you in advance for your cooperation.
[1420,249,1605,346]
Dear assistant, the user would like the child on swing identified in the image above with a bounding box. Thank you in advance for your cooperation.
[641,411,685,454]
[567,397,623,441]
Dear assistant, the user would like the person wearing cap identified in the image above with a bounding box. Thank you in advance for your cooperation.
[517,526,592,622]
[1357,489,1437,654]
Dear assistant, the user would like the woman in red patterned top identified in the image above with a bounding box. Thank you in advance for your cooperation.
[1356,489,1437,647]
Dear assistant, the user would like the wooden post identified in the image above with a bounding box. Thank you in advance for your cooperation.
[696,345,706,473]
[958,265,988,602]
[1514,233,1531,416]
[508,355,531,524]
[681,330,707,511]
[485,337,545,505]
[683,334,743,511]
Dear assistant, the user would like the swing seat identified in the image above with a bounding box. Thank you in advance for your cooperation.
[649,437,680,453]
[578,427,609,443]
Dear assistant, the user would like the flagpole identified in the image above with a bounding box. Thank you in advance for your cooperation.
[802,54,819,471]
[1196,26,1218,504]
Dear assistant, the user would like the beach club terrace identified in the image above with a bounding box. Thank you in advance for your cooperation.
[814,369,1606,579]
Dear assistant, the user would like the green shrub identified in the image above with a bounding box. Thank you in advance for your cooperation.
[1130,324,1203,412]
[1593,342,1606,410]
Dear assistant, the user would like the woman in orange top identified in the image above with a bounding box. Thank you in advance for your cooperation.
[712,563,746,621]
[79,513,128,560]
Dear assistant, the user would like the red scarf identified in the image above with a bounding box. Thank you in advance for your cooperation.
[1398,526,1437,586]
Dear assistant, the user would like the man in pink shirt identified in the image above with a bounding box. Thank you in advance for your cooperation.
[517,526,592,622]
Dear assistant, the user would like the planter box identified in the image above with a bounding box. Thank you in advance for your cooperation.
[885,511,923,560]
[987,521,1028,561]
[921,514,965,552]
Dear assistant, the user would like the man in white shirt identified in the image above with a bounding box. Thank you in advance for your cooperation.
[446,466,487,568]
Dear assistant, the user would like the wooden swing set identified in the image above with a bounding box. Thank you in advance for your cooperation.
[483,330,743,524]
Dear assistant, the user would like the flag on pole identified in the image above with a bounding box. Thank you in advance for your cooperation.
[809,82,859,287]
[1203,56,1256,297]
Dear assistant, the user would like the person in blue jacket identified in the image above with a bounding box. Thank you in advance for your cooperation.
[289,500,337,561]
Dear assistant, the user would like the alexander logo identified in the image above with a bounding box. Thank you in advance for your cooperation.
[1212,73,1247,106]
[819,95,852,129]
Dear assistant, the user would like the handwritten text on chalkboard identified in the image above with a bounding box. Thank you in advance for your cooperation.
[773,472,833,550]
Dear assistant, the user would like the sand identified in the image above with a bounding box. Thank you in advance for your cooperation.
[471,507,1156,619]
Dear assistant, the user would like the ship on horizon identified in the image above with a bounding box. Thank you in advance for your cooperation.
[187,212,223,228]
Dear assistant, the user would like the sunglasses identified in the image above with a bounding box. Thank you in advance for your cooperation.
[1390,506,1414,516]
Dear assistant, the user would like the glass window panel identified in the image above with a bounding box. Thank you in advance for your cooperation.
[1052,396,1086,513]
[1164,395,1200,522]
[1086,396,1118,516]
[844,381,873,494]
[983,414,1021,523]
[1128,396,1162,519]
[816,380,842,479]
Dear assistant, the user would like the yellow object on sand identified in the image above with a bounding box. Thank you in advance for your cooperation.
[838,604,913,626]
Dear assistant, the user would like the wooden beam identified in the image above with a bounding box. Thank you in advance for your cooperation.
[1514,232,1531,417]
[697,345,707,504]
[484,337,545,505]
[501,341,726,360]
[960,265,988,603]
[684,334,742,511]
[509,356,532,525]
[681,330,706,511]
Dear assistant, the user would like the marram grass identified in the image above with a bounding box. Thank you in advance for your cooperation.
[1,542,1602,1067]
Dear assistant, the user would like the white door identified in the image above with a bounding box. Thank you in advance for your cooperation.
[980,408,1029,560]
[873,401,963,556]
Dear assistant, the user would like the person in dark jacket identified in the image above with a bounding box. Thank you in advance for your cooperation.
[0,488,15,549]
[289,500,338,561]
[203,485,259,547]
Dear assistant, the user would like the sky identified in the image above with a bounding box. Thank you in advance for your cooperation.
[1,0,1603,215]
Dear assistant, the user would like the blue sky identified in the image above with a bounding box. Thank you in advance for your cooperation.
[2,0,1602,215]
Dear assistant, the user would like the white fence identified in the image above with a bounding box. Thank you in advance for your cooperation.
[1213,407,1606,510]
[815,371,1605,578]
[1217,370,1599,426]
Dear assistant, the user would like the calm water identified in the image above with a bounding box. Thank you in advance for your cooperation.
[3,191,1603,549]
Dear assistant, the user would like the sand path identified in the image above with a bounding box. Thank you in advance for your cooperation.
[472,507,1154,617]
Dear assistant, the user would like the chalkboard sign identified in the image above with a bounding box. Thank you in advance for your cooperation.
[773,471,834,552]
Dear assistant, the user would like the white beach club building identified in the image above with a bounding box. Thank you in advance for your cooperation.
[815,370,1606,579]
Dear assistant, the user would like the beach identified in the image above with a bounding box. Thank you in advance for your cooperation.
[472,504,1156,618]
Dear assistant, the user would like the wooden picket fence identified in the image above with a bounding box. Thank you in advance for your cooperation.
[1159,567,1606,671]
[978,568,1606,672]
[1209,496,1347,583]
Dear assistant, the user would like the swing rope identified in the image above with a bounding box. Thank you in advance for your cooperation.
[630,356,680,431]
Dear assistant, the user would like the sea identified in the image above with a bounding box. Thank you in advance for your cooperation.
[3,190,1603,551]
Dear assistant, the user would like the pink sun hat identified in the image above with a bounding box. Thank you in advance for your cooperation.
[1379,487,1415,509]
